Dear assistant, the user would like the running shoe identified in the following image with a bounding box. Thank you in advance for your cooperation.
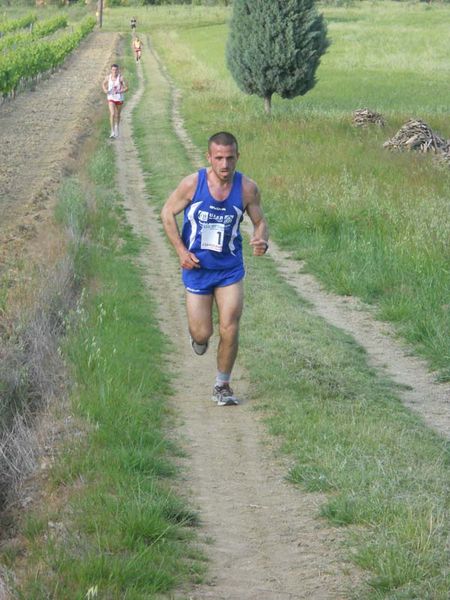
[212,384,239,406]
[109,131,115,139]
[191,337,208,356]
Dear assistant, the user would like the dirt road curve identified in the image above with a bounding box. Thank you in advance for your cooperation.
[0,31,119,282]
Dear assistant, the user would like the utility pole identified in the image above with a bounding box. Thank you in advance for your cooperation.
[97,0,103,29]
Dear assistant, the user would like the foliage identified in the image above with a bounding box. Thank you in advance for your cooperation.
[227,0,329,113]
[0,15,67,52]
[0,13,37,35]
[0,15,95,96]
[103,0,226,5]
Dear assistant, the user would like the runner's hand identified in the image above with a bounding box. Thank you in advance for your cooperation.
[180,251,200,269]
[250,237,269,256]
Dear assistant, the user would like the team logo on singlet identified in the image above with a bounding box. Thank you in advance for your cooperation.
[198,210,209,222]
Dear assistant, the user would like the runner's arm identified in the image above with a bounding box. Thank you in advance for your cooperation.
[161,174,201,269]
[244,179,269,256]
[101,77,109,94]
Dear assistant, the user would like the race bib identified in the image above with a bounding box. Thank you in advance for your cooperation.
[201,223,225,252]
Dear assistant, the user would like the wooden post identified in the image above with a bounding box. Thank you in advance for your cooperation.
[97,0,103,29]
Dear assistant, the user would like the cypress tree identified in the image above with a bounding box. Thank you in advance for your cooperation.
[226,0,329,114]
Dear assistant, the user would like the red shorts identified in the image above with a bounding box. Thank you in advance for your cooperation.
[108,100,123,106]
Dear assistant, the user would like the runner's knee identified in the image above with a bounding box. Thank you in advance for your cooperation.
[219,320,239,343]
[189,325,212,345]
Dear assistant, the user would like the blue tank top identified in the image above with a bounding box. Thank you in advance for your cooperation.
[181,168,244,271]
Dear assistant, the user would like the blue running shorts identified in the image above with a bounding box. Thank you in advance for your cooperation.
[182,264,245,295]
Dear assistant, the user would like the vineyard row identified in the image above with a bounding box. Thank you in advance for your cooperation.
[0,16,96,97]
[0,13,37,37]
[0,16,68,53]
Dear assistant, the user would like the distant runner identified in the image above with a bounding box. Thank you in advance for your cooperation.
[102,63,128,139]
[161,132,269,406]
[133,37,143,62]
[130,16,137,31]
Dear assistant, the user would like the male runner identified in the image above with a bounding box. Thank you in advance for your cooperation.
[161,132,269,406]
[102,64,128,139]
[133,37,143,62]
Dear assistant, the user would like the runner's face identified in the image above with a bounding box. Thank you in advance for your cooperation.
[207,143,239,182]
[111,66,119,77]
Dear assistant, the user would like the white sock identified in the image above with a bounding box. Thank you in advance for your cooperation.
[215,372,231,388]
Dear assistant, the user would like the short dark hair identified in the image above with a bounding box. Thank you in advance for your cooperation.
[208,131,238,153]
[111,63,119,69]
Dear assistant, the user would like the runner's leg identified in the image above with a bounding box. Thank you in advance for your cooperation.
[108,101,115,135]
[186,291,213,345]
[115,104,122,135]
[214,280,244,375]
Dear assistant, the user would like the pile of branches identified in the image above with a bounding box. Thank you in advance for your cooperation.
[383,119,449,153]
[352,108,385,127]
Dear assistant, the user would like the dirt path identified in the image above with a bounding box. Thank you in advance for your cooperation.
[115,38,362,599]
[0,31,120,285]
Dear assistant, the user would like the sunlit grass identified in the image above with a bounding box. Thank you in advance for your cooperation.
[241,250,450,599]
[150,2,450,377]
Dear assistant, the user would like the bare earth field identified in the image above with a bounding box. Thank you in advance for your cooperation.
[0,31,119,293]
[2,29,450,599]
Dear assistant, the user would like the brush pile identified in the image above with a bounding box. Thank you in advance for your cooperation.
[352,108,385,127]
[383,119,449,153]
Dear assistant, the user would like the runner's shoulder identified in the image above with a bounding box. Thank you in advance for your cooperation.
[241,174,260,204]
[175,172,199,202]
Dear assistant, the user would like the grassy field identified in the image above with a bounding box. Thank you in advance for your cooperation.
[130,1,450,381]
[105,4,450,598]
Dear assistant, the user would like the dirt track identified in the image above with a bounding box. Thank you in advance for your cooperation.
[115,39,362,599]
[2,28,450,599]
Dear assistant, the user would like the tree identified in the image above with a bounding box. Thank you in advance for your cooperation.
[226,0,329,114]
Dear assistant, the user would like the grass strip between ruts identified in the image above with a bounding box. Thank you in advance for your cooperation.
[7,115,204,597]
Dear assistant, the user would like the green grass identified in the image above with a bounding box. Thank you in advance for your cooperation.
[241,251,450,598]
[100,4,229,33]
[145,1,450,379]
[9,124,204,599]
[132,35,193,207]
[115,5,450,597]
